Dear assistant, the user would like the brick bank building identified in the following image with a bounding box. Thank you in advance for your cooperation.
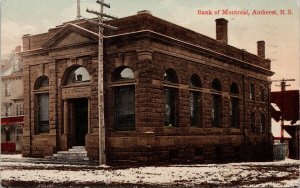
[20,11,274,163]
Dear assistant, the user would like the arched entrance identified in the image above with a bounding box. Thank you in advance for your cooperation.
[61,65,92,150]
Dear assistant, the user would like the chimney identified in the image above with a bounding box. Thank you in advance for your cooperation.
[257,41,265,58]
[22,34,31,51]
[215,18,228,44]
[137,10,152,15]
[15,46,21,53]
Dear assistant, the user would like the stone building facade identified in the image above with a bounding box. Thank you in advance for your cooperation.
[20,11,274,163]
[1,46,24,153]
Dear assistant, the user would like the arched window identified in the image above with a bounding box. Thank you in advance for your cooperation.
[212,78,222,127]
[190,74,202,127]
[112,67,134,81]
[230,82,239,128]
[34,76,49,133]
[112,67,135,131]
[64,67,91,85]
[164,69,178,127]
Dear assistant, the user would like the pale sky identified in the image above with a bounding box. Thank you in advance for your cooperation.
[1,0,299,91]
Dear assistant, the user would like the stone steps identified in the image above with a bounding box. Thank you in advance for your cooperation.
[54,146,90,161]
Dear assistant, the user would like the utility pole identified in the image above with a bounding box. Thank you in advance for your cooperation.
[85,0,117,165]
[272,78,295,143]
[77,0,81,20]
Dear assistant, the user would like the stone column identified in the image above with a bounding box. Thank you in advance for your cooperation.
[63,100,69,134]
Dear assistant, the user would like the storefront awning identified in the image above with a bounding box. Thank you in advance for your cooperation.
[1,116,24,126]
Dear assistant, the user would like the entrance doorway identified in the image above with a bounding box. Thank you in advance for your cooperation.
[69,98,88,146]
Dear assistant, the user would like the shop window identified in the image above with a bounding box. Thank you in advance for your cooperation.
[212,78,222,127]
[190,74,202,127]
[164,69,178,127]
[112,67,135,131]
[230,82,239,128]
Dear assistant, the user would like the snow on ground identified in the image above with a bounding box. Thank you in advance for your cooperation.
[1,154,300,187]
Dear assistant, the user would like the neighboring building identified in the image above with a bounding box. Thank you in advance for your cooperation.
[271,90,300,159]
[1,46,24,153]
[20,11,274,164]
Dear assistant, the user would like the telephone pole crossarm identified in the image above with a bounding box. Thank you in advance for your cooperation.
[96,0,110,8]
[83,18,118,30]
[86,8,117,19]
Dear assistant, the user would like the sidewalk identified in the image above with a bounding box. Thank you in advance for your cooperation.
[1,154,299,187]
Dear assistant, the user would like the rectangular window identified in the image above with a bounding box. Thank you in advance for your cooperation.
[38,93,49,133]
[230,97,239,128]
[114,86,135,131]
[16,104,19,116]
[250,84,255,100]
[5,105,11,117]
[251,112,255,133]
[190,92,200,127]
[260,114,266,133]
[5,82,11,97]
[212,94,221,127]
[16,127,23,142]
[164,88,177,127]
[261,87,265,102]
[20,104,24,115]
